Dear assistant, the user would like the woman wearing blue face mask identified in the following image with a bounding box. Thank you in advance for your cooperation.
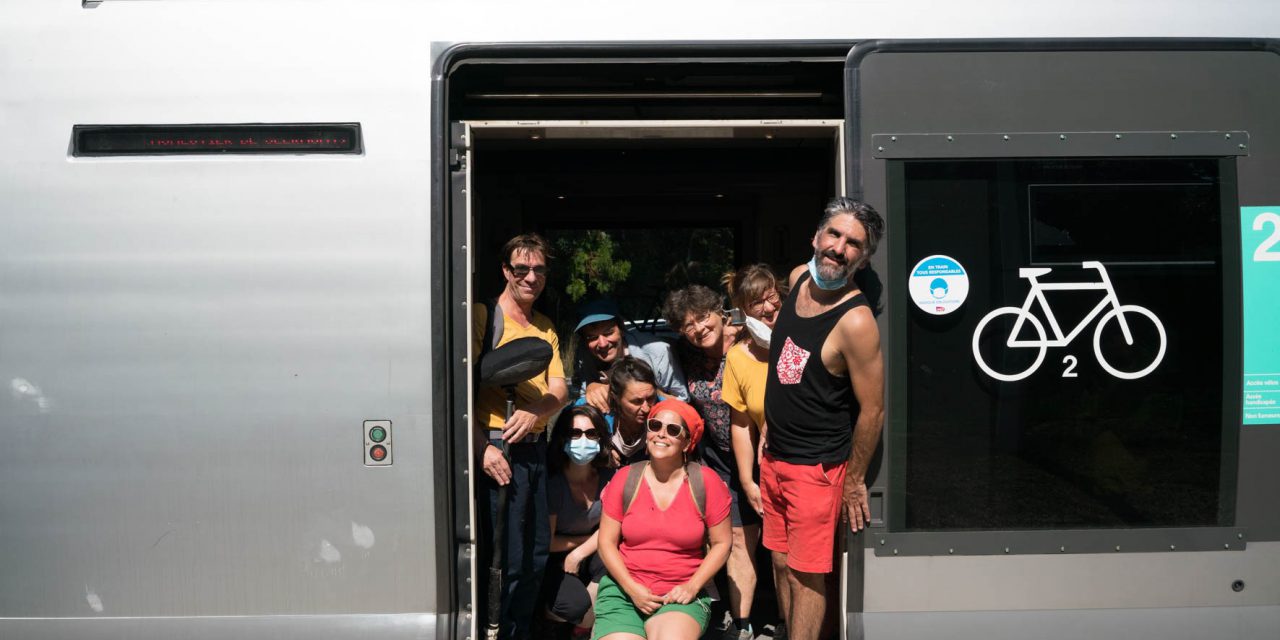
[542,405,616,638]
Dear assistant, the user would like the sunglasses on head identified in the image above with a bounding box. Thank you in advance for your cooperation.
[570,427,600,440]
[506,263,549,278]
[646,419,687,439]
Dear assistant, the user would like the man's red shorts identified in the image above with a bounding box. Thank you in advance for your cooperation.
[760,452,846,574]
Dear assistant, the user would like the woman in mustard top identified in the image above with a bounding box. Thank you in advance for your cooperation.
[722,264,787,637]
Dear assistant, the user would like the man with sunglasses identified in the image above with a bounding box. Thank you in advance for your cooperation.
[472,233,569,640]
[762,198,886,640]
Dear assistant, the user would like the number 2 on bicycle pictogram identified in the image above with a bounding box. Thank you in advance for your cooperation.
[971,261,1167,382]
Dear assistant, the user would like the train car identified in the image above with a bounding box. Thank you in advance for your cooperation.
[2,1,1278,639]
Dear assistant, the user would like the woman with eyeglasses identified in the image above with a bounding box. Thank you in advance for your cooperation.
[661,284,757,640]
[594,398,731,640]
[542,405,617,638]
[721,264,787,638]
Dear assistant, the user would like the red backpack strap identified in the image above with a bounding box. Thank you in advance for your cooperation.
[621,461,649,515]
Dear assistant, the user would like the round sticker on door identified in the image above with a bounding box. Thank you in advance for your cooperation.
[909,255,969,315]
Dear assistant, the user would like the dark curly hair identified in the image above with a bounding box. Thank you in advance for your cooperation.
[661,284,724,330]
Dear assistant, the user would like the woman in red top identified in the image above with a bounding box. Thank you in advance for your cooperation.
[594,398,732,640]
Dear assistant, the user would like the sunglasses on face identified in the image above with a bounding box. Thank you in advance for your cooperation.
[506,263,549,279]
[570,428,600,440]
[646,419,687,439]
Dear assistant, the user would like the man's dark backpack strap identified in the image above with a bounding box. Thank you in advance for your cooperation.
[621,460,707,521]
[472,298,504,392]
[479,297,504,355]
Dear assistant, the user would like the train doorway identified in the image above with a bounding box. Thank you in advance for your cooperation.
[458,119,846,639]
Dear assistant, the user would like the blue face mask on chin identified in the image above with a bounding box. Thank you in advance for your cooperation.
[807,255,850,291]
[565,438,601,465]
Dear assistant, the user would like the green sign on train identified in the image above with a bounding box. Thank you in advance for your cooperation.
[1243,206,1280,425]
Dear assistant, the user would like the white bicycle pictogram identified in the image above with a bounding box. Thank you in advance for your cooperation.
[971,261,1167,382]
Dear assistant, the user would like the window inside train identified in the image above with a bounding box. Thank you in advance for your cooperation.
[893,157,1235,531]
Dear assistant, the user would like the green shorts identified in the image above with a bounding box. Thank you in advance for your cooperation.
[591,574,712,640]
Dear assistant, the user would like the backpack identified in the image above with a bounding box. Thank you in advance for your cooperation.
[621,460,707,520]
[479,297,504,354]
[473,298,504,389]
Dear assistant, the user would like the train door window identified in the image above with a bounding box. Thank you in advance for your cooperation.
[892,156,1238,531]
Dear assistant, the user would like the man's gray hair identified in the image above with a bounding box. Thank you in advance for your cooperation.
[817,197,885,258]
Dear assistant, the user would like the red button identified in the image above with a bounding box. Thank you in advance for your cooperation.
[370,445,387,462]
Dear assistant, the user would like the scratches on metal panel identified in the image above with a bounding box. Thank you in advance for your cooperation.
[352,521,376,550]
[150,529,176,549]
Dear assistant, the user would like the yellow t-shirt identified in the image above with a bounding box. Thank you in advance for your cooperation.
[472,303,565,433]
[723,342,768,428]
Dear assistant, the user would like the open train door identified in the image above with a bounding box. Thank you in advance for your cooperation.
[846,40,1280,638]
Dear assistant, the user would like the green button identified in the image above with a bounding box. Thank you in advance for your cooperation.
[369,426,387,443]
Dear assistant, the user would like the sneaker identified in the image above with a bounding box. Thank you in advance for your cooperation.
[734,625,755,640]
[773,621,786,640]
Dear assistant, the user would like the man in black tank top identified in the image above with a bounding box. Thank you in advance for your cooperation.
[760,198,885,640]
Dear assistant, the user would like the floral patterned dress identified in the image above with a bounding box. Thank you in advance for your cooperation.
[677,340,733,471]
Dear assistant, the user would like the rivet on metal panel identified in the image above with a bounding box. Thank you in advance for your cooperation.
[462,300,467,306]
[946,135,954,142]
[1115,545,1121,552]
[892,549,898,555]
[1224,544,1230,549]
[948,548,954,555]
[1059,546,1066,553]
[1170,545,1177,550]
[463,357,468,363]
[890,136,897,142]
[463,469,468,475]
[1059,134,1067,141]
[1225,133,1232,139]
[1115,134,1122,140]
[1002,135,1009,141]
[462,245,468,252]
[463,413,469,420]
[1239,144,1247,150]
[1232,580,1246,592]
[462,189,467,194]
[879,539,885,546]
[466,576,471,583]
[1170,133,1178,140]
[1238,533,1244,539]
[1003,547,1010,554]
[877,146,884,152]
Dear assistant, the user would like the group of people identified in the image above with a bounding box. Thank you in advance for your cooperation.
[471,197,886,640]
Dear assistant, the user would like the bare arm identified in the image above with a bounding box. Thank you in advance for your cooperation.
[503,376,569,442]
[563,530,600,574]
[837,307,885,531]
[729,407,762,515]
